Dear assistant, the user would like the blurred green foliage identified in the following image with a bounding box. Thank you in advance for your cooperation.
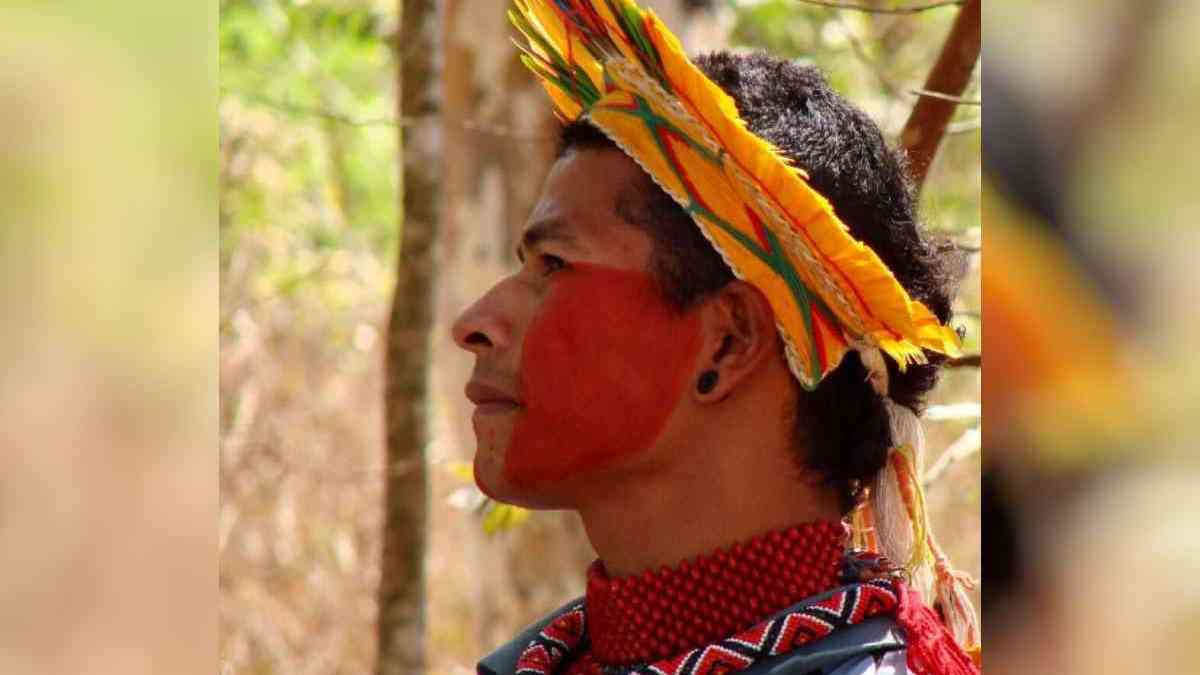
[220,0,398,317]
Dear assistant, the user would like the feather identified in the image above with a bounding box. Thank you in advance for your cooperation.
[509,0,961,388]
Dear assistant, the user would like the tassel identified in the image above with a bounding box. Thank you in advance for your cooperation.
[889,444,933,574]
[929,536,982,656]
[866,398,981,659]
[895,581,981,675]
[849,497,879,553]
[888,444,982,655]
[870,441,933,600]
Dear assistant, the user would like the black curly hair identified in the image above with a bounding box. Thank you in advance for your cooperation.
[558,52,959,513]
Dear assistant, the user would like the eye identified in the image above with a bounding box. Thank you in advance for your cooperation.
[540,253,567,275]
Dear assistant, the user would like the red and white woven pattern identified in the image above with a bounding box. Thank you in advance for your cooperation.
[637,580,899,675]
[514,580,900,675]
[514,604,588,675]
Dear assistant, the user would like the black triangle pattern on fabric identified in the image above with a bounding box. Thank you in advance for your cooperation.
[513,582,901,675]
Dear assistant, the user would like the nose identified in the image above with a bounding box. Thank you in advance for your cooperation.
[452,286,513,355]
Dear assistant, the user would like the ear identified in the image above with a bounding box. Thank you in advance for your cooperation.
[692,280,780,403]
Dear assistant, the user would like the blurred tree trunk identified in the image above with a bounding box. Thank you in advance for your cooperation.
[899,0,980,191]
[376,0,438,673]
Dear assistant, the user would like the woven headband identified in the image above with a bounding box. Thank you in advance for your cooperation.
[510,0,961,390]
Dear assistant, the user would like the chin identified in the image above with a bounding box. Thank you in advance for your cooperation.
[472,450,577,510]
[471,438,508,499]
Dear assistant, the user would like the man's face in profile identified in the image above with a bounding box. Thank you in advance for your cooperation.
[451,148,703,507]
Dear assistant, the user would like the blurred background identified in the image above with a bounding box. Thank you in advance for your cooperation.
[7,0,1197,674]
[984,1,1200,673]
[0,2,215,675]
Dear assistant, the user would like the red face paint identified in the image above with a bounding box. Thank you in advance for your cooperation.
[505,263,703,486]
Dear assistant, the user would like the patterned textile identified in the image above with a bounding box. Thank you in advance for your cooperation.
[509,0,961,389]
[515,580,901,675]
[515,604,587,675]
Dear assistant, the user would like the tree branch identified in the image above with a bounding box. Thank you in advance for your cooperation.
[797,0,964,14]
[899,0,981,191]
[223,86,400,126]
[910,88,981,106]
[947,118,980,135]
[923,427,980,487]
[944,353,981,368]
[222,86,552,140]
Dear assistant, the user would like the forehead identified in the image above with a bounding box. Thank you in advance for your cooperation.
[522,148,654,265]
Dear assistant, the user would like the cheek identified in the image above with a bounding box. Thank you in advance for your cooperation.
[505,265,702,486]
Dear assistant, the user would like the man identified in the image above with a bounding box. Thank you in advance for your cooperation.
[453,2,978,673]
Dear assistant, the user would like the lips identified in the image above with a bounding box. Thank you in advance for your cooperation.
[465,380,521,414]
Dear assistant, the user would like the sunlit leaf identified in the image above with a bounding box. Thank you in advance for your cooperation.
[482,503,531,535]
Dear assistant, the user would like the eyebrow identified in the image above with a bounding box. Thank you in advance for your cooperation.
[515,218,580,262]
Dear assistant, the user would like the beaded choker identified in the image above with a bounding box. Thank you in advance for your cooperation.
[584,520,846,666]
[513,521,979,675]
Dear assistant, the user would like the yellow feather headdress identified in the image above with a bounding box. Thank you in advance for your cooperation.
[510,0,961,390]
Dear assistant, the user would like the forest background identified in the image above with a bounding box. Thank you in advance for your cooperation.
[219,1,981,674]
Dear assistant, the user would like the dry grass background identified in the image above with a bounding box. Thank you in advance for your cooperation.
[220,233,391,675]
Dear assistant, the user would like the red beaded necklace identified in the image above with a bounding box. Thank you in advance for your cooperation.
[515,523,979,675]
[582,520,846,667]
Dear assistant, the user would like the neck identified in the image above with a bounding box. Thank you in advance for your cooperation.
[575,399,842,577]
